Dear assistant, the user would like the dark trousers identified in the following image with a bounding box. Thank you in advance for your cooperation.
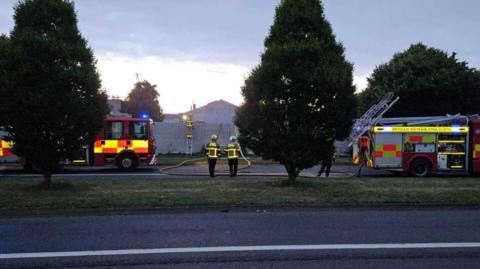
[208,158,217,177]
[318,164,331,177]
[228,158,238,177]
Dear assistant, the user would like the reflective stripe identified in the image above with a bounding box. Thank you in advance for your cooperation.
[438,152,465,155]
[93,140,150,154]
[105,140,117,148]
[374,144,401,158]
[132,140,148,148]
[382,151,396,158]
[352,155,359,165]
[132,140,149,153]
[374,126,469,133]
[406,134,436,144]
[1,140,11,148]
[474,144,480,159]
[0,140,13,157]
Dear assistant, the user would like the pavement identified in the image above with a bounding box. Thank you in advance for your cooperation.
[1,208,480,268]
[0,162,392,178]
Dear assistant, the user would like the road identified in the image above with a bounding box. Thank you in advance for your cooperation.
[1,208,480,268]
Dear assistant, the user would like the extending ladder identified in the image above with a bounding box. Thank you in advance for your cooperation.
[349,92,399,145]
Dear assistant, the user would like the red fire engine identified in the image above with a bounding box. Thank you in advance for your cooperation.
[351,94,480,176]
[0,116,156,170]
[353,117,480,176]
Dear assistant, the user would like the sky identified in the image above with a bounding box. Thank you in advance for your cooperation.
[1,0,479,113]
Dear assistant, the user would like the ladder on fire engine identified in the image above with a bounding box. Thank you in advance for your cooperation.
[348,92,399,145]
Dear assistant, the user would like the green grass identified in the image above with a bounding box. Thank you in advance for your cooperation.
[1,176,480,214]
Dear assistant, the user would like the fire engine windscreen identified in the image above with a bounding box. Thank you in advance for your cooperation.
[130,122,148,139]
[105,122,123,139]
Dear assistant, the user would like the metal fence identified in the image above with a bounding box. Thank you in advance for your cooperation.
[152,122,237,154]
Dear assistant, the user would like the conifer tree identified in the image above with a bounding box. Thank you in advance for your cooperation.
[236,0,356,184]
[3,0,108,186]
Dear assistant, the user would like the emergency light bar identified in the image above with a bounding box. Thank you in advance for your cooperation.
[373,126,469,133]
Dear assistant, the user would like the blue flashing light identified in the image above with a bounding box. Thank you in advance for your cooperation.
[140,113,148,119]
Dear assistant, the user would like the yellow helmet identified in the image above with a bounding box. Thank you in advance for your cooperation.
[211,134,218,141]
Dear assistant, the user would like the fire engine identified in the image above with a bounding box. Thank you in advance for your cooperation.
[350,93,480,176]
[0,116,156,170]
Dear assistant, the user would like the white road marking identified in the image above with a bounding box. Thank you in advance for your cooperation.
[2,242,480,259]
[55,173,166,177]
[0,173,166,177]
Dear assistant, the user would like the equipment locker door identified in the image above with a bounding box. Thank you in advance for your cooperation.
[374,133,402,168]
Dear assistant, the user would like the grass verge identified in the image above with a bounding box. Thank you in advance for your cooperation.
[1,176,480,214]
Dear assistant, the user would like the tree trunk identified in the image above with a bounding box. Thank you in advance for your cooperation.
[43,172,52,188]
[288,172,296,184]
[285,164,297,185]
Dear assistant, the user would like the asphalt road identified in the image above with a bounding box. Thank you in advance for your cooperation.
[1,208,480,268]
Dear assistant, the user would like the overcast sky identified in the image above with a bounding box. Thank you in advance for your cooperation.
[1,0,479,113]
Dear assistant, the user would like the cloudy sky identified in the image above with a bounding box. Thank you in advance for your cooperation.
[1,0,479,113]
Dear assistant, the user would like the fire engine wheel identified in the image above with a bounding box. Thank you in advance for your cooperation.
[410,159,431,177]
[116,154,138,171]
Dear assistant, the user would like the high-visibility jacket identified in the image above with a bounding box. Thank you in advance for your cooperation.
[206,142,220,159]
[225,143,240,159]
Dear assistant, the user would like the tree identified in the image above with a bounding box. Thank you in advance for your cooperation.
[0,35,10,126]
[2,0,109,186]
[122,80,164,121]
[235,0,356,184]
[358,43,480,116]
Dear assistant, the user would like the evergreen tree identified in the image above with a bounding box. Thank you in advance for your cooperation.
[122,80,164,121]
[358,43,480,116]
[3,0,108,186]
[235,0,356,184]
[0,35,10,126]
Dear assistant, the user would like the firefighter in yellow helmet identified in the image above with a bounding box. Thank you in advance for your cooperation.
[205,134,220,177]
[225,136,241,177]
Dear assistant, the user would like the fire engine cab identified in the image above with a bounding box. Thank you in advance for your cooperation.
[89,116,156,170]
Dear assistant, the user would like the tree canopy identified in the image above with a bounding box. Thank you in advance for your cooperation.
[1,0,109,185]
[122,80,164,121]
[235,0,356,184]
[358,43,480,117]
[0,35,10,126]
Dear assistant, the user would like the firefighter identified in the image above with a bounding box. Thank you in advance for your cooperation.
[225,136,241,177]
[318,146,335,177]
[205,134,220,177]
